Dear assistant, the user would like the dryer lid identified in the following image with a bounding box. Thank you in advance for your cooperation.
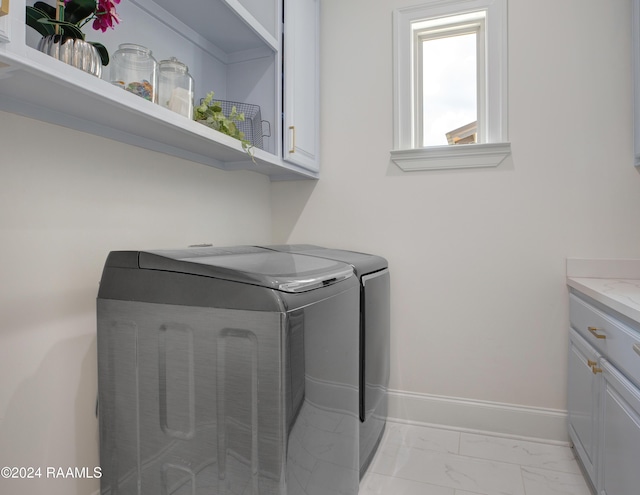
[263,244,388,277]
[136,246,354,293]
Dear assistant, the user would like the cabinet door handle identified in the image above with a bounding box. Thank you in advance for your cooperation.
[588,326,606,339]
[634,343,640,358]
[592,365,603,374]
[587,359,597,367]
[289,126,296,153]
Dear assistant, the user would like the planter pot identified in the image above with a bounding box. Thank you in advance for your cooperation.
[37,35,102,78]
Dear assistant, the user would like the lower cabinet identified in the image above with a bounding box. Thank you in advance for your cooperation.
[599,359,640,495]
[567,328,599,487]
[568,291,640,495]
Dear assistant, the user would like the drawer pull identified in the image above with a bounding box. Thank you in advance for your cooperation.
[634,343,640,357]
[289,126,296,153]
[587,359,597,367]
[592,366,603,374]
[588,326,606,339]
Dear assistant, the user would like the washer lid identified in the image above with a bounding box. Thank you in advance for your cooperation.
[137,246,354,293]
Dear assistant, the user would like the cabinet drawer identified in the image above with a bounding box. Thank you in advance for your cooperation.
[570,293,640,388]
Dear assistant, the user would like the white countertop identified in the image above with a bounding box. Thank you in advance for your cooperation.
[567,259,640,325]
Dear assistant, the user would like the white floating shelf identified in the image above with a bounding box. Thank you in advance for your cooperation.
[0,0,317,181]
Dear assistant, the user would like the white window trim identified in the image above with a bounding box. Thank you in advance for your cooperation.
[391,0,510,171]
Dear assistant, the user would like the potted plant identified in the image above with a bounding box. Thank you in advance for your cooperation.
[26,0,121,77]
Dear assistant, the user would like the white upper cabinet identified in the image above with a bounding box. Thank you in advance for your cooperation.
[283,0,320,172]
[233,0,278,39]
[150,0,278,55]
[0,0,319,181]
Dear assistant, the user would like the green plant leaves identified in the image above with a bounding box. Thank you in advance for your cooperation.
[38,19,85,39]
[62,23,85,39]
[33,1,56,19]
[27,1,96,39]
[90,42,109,66]
[194,92,254,160]
[27,4,85,39]
[64,0,97,24]
[26,6,55,37]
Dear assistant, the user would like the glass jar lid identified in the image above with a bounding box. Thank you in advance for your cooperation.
[117,43,153,56]
[158,57,189,74]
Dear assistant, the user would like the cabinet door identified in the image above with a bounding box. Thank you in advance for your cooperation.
[599,359,640,495]
[567,328,599,486]
[283,0,320,172]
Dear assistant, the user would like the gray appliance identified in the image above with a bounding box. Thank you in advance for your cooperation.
[262,245,390,477]
[97,246,361,495]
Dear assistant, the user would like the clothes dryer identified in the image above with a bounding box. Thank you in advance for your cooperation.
[261,245,390,477]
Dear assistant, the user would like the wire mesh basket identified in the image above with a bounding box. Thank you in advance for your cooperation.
[217,100,270,150]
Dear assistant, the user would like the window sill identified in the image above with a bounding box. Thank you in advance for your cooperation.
[390,142,511,171]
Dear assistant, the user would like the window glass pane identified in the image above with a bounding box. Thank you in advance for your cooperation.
[422,33,477,146]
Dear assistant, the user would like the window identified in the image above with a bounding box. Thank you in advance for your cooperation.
[392,0,510,171]
[415,12,483,147]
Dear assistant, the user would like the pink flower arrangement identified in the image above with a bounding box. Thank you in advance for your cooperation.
[92,0,121,32]
[61,0,121,33]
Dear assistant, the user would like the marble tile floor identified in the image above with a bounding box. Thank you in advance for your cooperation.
[360,422,592,495]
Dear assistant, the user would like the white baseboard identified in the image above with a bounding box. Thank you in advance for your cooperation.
[387,389,569,444]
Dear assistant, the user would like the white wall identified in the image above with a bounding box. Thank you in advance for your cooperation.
[0,111,271,495]
[272,0,640,432]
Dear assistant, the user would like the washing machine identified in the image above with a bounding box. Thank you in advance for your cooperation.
[261,245,390,477]
[96,246,361,495]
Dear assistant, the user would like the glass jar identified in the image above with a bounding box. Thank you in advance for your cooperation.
[110,43,157,102]
[157,57,194,119]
